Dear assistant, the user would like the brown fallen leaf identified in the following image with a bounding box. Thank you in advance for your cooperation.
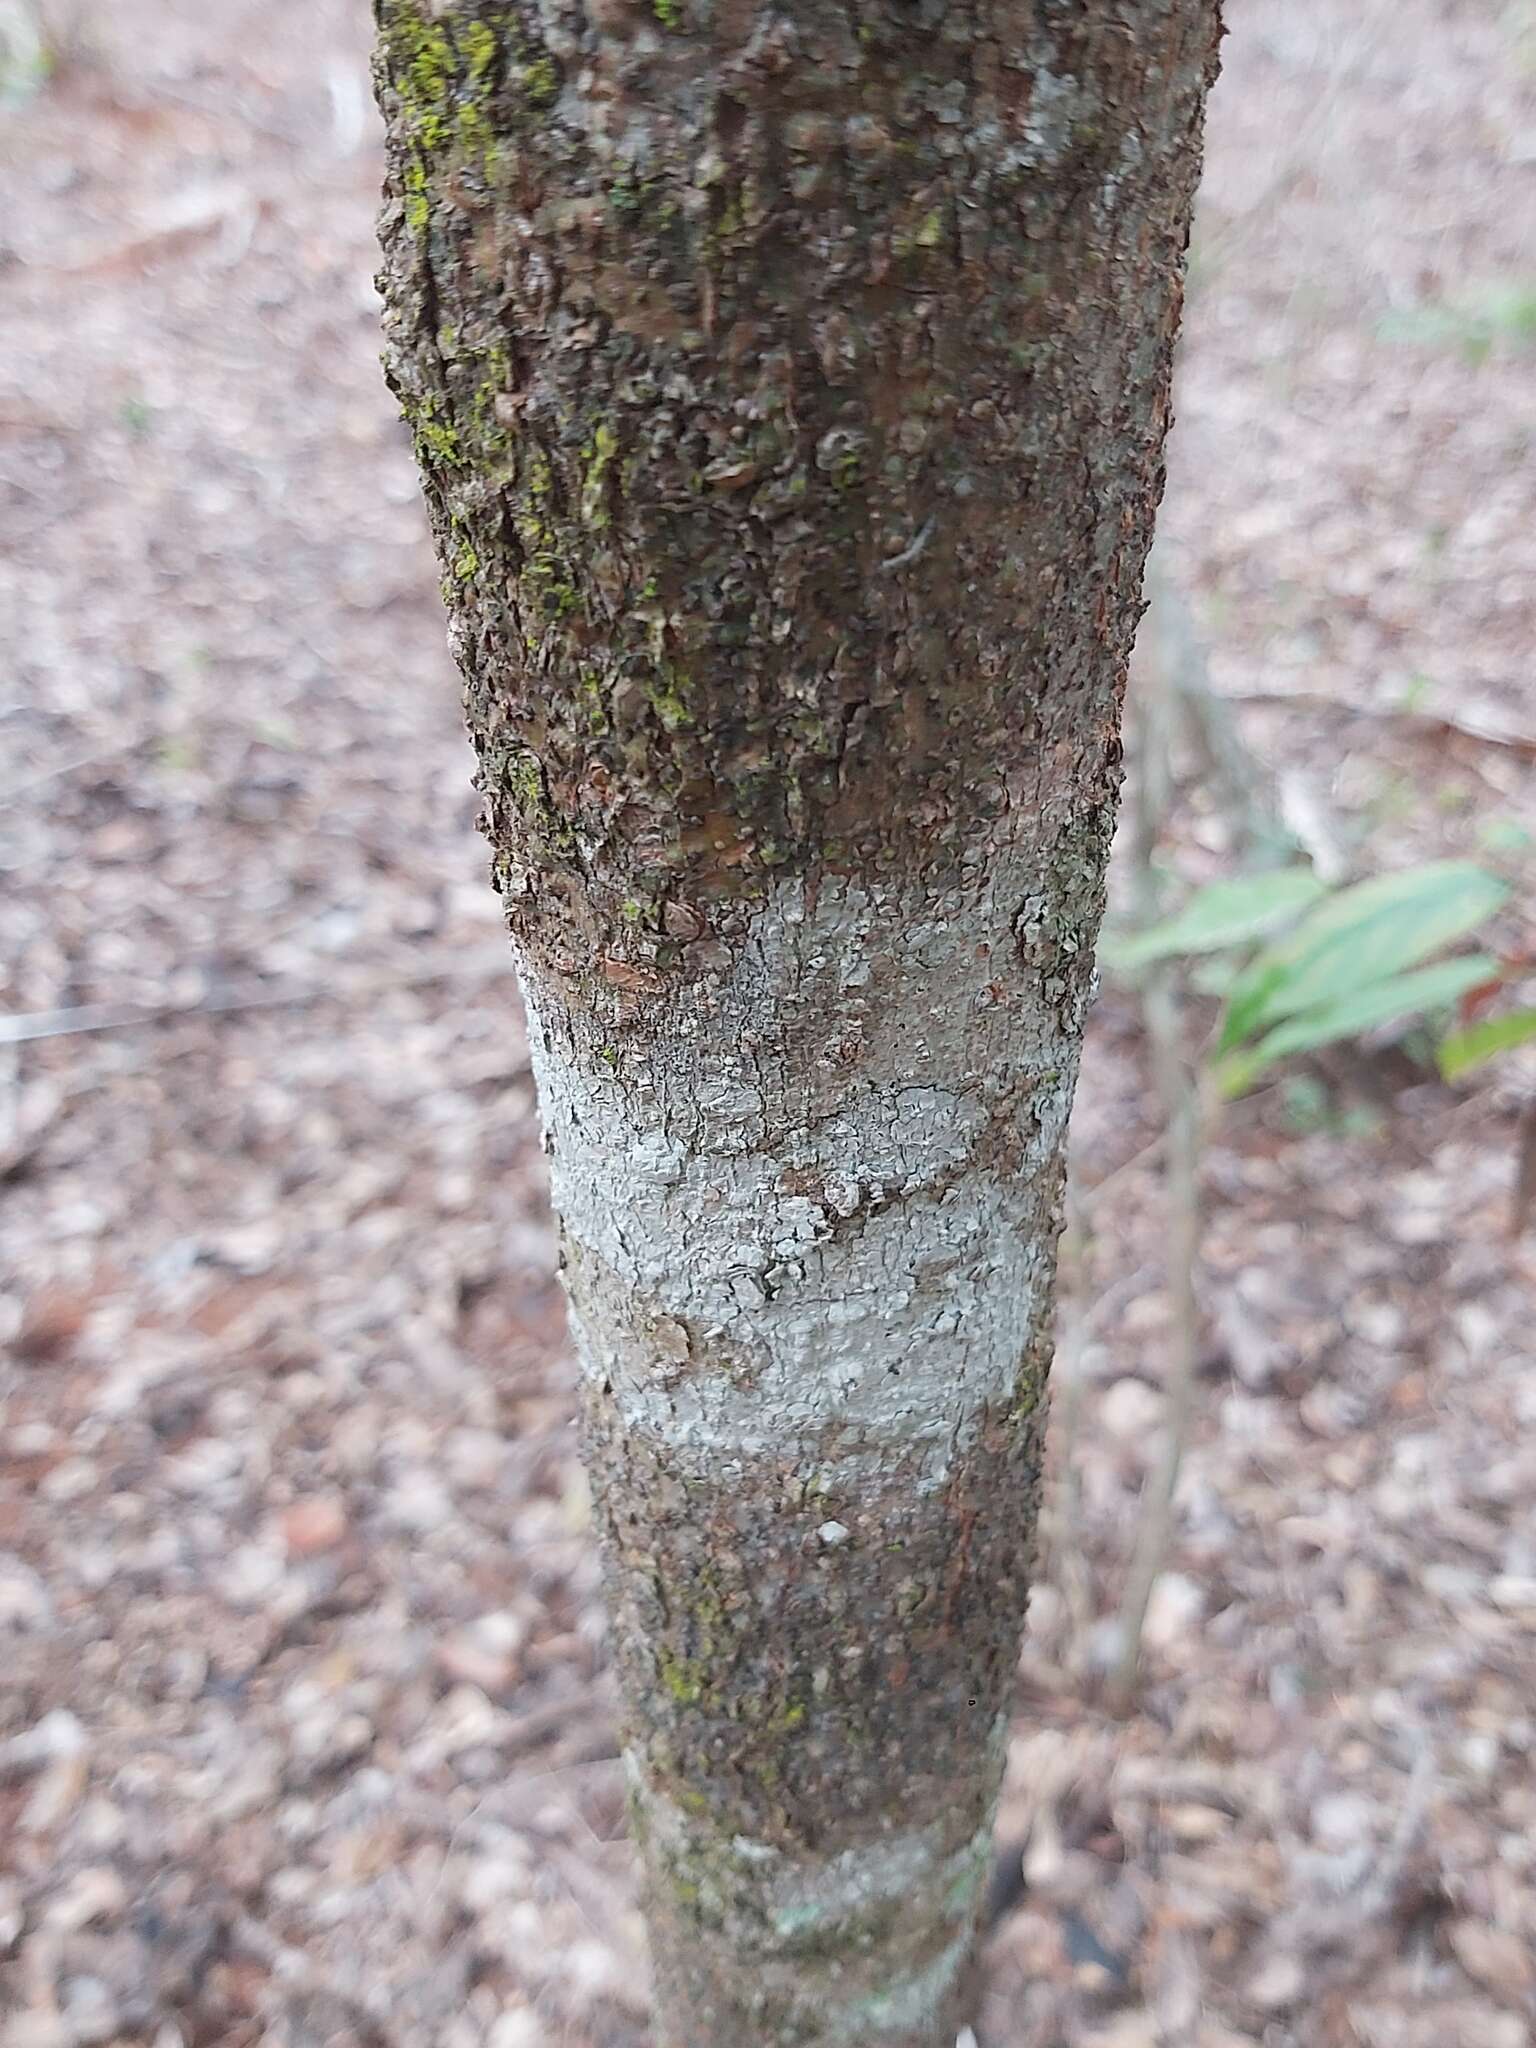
[12,1281,95,1364]
[280,1498,350,1559]
[1449,1919,1535,2003]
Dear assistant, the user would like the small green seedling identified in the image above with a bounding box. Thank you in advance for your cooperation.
[1438,1006,1536,1081]
[1103,859,1513,1096]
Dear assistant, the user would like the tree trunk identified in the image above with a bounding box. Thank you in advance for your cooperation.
[372,3,1221,2040]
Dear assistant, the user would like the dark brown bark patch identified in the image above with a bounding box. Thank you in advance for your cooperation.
[373,0,1224,984]
[582,1353,1050,1857]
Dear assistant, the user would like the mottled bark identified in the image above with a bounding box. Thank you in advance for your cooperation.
[372,1,1220,2040]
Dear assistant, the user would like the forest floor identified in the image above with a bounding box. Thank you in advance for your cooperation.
[2,2,1534,2044]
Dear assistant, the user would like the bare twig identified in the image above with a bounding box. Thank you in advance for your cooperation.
[0,706,276,808]
[1104,604,1206,1716]
[0,953,514,1046]
[1041,1185,1098,1646]
[0,720,200,808]
[878,516,937,574]
[1075,1130,1167,1215]
[1147,563,1348,880]
[1152,565,1295,862]
[1222,684,1536,761]
[1104,990,1203,1715]
[1514,1101,1536,1240]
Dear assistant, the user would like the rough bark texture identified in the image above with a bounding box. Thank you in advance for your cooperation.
[372,2,1221,2040]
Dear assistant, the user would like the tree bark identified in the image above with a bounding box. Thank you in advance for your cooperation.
[372,3,1222,2041]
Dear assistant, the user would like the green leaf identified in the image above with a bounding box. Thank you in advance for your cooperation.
[1438,1007,1536,1081]
[1216,955,1501,1095]
[1217,958,1291,1054]
[1102,867,1324,970]
[1218,861,1508,1052]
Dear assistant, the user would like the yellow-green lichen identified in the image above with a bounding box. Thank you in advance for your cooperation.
[659,1652,706,1707]
[458,341,515,464]
[382,3,521,216]
[580,421,619,528]
[647,663,692,732]
[457,99,501,174]
[522,547,582,620]
[402,157,431,236]
[607,172,655,220]
[503,752,578,856]
[893,206,946,260]
[400,390,462,465]
[383,4,455,150]
[508,754,545,810]
[712,193,745,240]
[577,669,609,733]
[521,55,559,107]
[461,18,498,80]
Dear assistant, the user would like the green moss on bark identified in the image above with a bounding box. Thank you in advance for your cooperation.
[375,0,1217,991]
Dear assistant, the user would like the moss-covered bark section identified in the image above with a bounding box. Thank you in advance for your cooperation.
[374,0,1223,986]
[589,1355,1050,1849]
[584,1362,1051,2043]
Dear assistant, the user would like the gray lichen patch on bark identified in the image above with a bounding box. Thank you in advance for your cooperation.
[519,863,1081,1479]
